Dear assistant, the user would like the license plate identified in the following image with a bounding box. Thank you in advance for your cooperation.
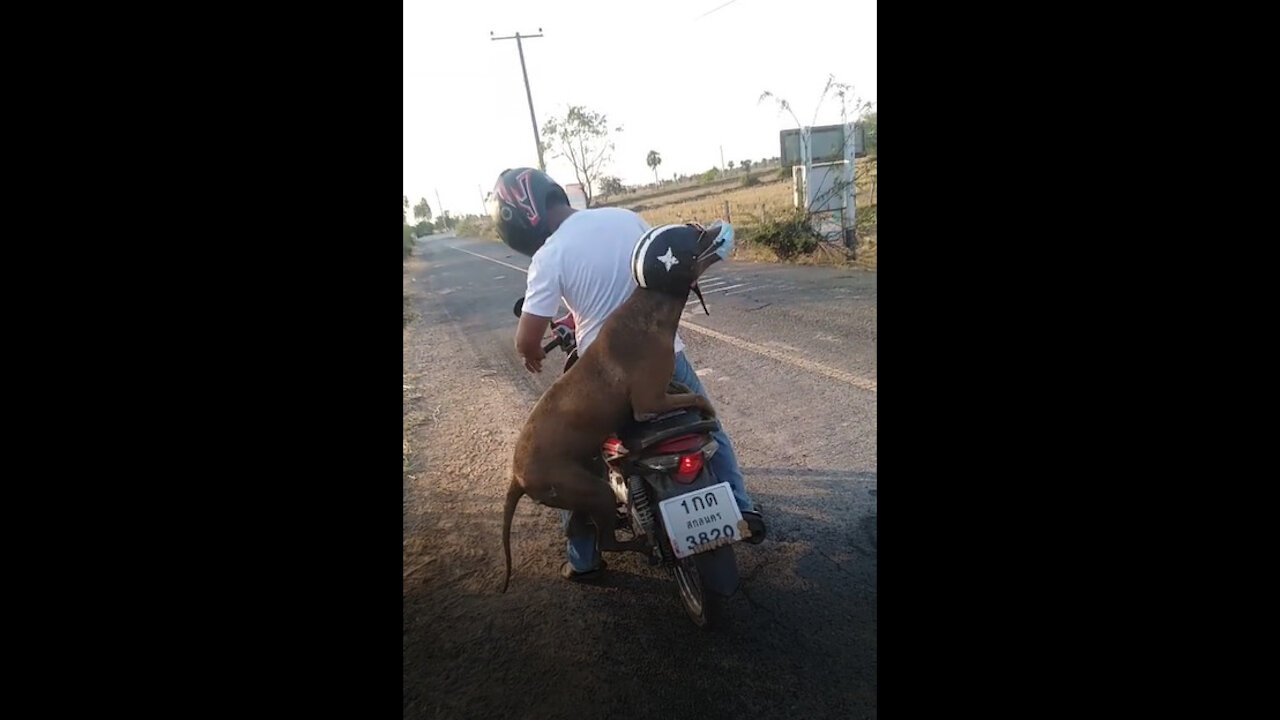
[658,482,747,559]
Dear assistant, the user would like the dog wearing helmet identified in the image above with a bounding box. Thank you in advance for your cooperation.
[501,222,736,592]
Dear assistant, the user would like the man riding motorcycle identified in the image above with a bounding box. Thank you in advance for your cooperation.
[489,167,766,581]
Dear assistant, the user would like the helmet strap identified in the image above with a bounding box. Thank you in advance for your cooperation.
[691,283,710,315]
[695,223,732,265]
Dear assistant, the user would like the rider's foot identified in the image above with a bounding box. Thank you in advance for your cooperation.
[560,559,608,581]
[742,509,767,544]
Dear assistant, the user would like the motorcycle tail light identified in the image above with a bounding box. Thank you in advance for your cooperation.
[673,452,703,484]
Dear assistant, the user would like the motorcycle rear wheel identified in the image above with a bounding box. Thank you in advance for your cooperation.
[672,556,729,630]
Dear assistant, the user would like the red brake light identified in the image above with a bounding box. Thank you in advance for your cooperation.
[678,453,703,475]
[673,452,703,484]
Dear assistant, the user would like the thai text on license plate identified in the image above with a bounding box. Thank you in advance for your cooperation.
[657,481,746,559]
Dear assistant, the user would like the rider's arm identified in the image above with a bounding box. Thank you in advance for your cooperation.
[516,247,561,373]
[515,311,551,373]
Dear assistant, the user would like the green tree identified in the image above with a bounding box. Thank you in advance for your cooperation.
[403,195,408,222]
[599,175,624,196]
[541,105,621,207]
[413,197,432,223]
[646,150,662,185]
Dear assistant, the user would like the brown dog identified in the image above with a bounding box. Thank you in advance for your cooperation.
[501,223,728,592]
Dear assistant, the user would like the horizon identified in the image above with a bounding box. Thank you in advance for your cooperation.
[404,0,876,219]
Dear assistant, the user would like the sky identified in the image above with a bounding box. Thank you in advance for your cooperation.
[404,0,876,219]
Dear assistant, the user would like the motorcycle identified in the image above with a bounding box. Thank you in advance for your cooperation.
[512,298,745,629]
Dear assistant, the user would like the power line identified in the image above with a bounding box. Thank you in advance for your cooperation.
[696,0,742,19]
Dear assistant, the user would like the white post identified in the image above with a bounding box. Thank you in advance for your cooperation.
[843,122,857,248]
[802,126,813,211]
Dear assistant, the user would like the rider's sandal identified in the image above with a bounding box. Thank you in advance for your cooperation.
[560,560,608,581]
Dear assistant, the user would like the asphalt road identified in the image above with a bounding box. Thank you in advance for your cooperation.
[403,232,877,719]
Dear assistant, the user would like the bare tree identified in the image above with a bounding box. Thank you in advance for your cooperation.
[759,76,875,216]
[758,76,877,254]
[540,105,621,207]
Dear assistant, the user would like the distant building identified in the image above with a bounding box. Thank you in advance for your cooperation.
[564,183,588,210]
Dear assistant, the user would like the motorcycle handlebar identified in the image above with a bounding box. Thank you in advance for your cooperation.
[515,296,574,355]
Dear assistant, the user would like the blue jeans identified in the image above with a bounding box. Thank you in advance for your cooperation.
[562,351,753,572]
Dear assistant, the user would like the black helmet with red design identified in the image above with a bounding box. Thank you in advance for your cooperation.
[489,167,569,257]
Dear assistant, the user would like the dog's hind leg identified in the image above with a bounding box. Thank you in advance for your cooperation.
[546,464,648,555]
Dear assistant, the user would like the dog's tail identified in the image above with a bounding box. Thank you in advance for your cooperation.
[501,477,525,594]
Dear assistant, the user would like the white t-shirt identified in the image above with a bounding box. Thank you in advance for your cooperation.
[524,207,686,356]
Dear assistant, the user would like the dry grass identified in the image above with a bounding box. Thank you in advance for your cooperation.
[851,233,876,270]
[596,163,785,207]
[633,178,797,228]
[628,157,876,227]
[484,159,878,269]
[628,158,878,270]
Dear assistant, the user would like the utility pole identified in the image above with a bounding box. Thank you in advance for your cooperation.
[478,184,487,215]
[720,145,725,170]
[491,29,546,172]
[435,189,445,227]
